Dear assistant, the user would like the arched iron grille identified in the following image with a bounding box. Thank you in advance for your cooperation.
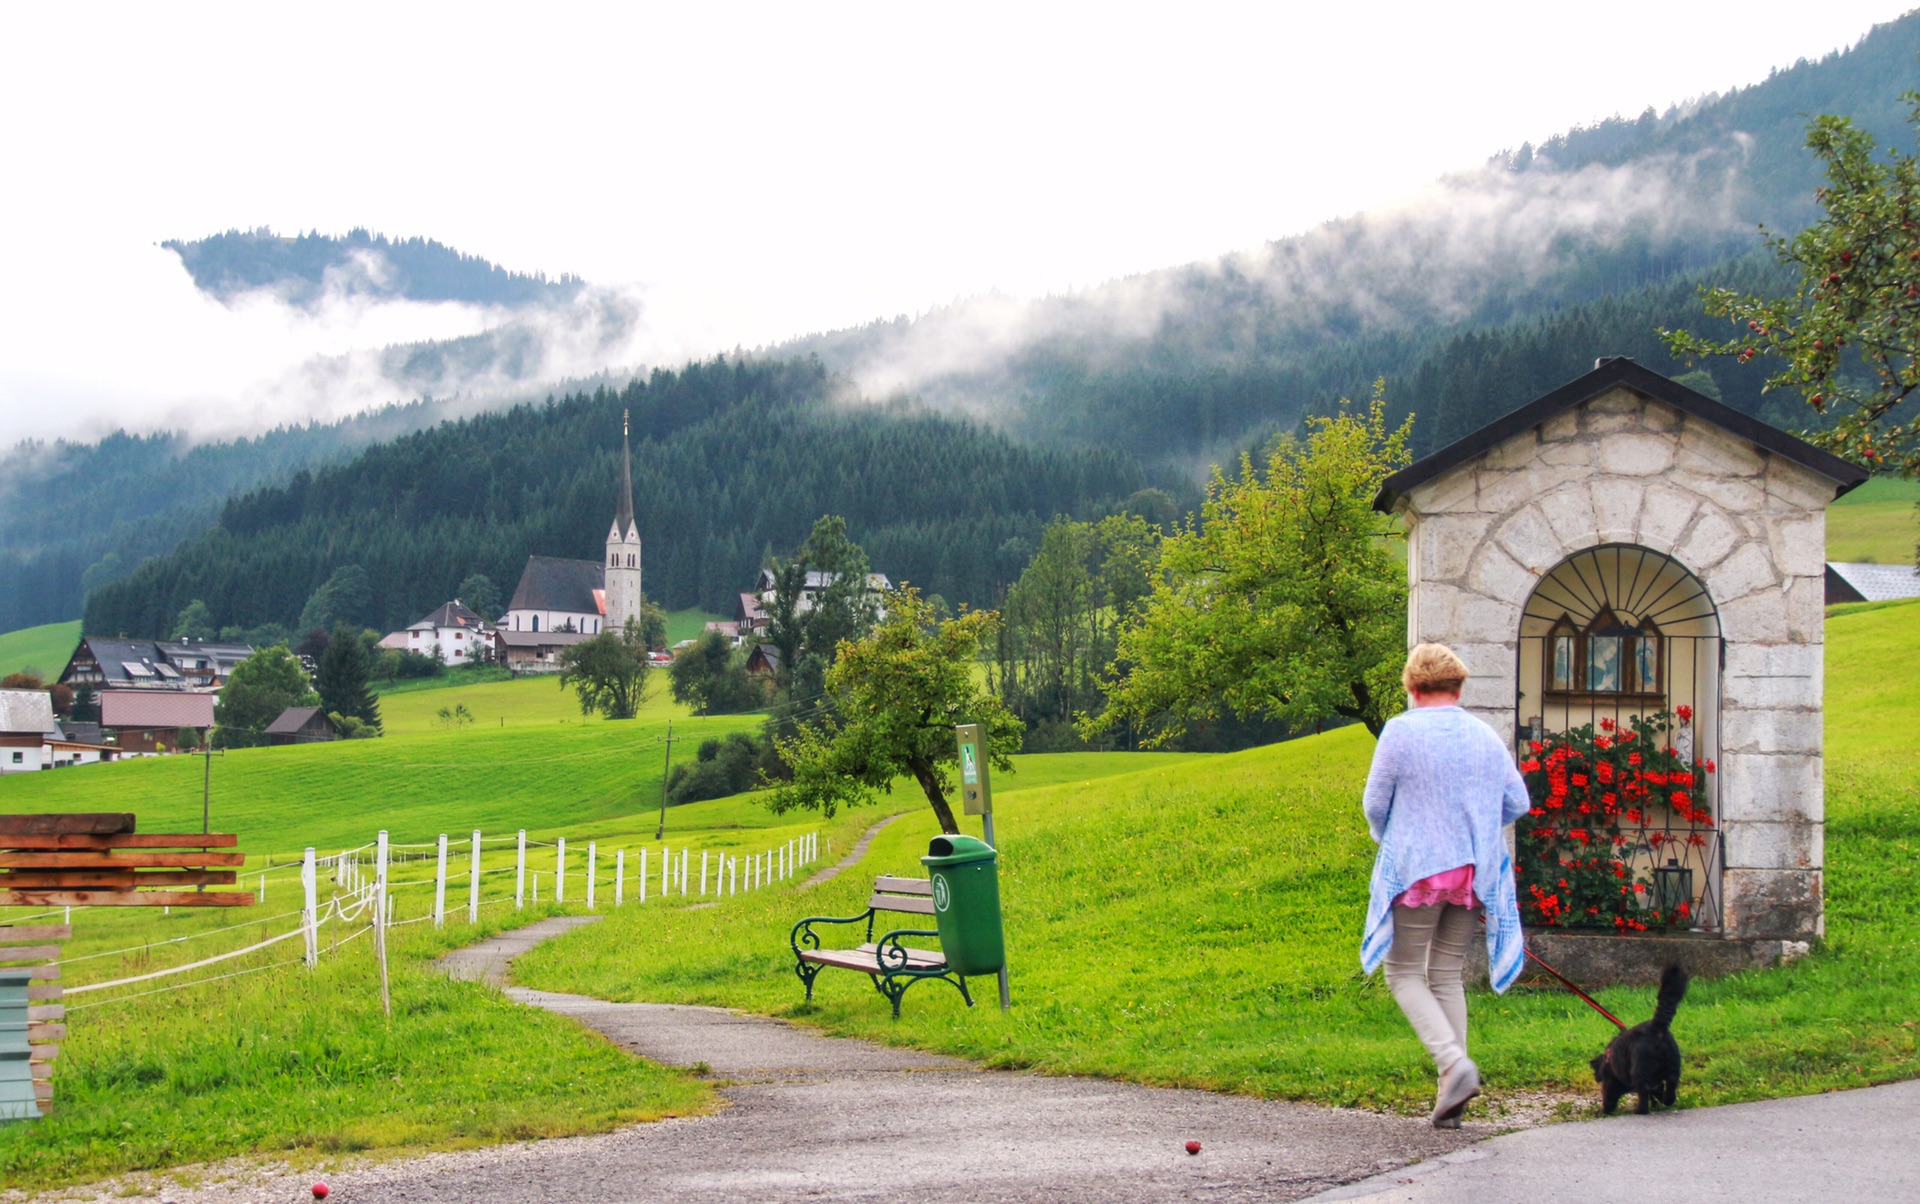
[1515,545,1722,934]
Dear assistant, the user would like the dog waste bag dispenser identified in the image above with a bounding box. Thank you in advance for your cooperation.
[921,834,1005,977]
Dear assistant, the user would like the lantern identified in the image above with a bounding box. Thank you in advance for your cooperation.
[1652,857,1694,921]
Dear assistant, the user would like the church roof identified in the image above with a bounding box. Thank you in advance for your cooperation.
[1374,357,1870,513]
[507,556,606,616]
[614,409,637,540]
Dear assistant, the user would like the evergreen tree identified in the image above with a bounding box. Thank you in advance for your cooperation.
[317,622,382,731]
[456,572,502,620]
[214,646,318,749]
[171,599,216,641]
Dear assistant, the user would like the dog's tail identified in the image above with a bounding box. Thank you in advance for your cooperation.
[1650,963,1689,1031]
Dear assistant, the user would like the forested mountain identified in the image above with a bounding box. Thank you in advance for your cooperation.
[83,357,1163,638]
[0,400,468,632]
[781,12,1920,464]
[163,228,584,309]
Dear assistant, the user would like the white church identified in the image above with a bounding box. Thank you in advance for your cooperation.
[495,413,645,668]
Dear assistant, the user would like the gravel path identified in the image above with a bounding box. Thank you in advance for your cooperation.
[72,915,1477,1203]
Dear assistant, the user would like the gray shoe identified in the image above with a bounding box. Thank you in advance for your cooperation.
[1432,1058,1480,1128]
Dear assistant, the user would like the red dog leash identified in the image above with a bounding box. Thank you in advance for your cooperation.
[1478,915,1628,1030]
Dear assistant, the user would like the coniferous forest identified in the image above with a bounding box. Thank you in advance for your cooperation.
[81,357,1161,637]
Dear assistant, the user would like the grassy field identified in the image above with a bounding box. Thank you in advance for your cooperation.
[0,619,81,679]
[1828,475,1919,564]
[517,599,1920,1117]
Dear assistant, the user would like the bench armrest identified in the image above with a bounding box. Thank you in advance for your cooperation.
[875,927,942,972]
[791,910,874,955]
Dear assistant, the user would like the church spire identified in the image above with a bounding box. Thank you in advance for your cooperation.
[616,408,635,538]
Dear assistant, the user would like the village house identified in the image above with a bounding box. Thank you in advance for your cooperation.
[398,600,493,665]
[1823,560,1920,604]
[60,637,253,693]
[98,689,215,754]
[0,689,117,772]
[755,569,893,619]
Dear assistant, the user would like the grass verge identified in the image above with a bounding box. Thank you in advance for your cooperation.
[0,619,81,680]
[515,600,1920,1115]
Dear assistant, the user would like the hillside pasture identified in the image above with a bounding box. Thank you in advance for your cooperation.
[0,619,81,679]
[1827,475,1919,564]
[517,600,1920,1116]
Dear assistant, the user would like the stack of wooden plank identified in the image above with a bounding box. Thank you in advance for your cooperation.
[1,813,254,1120]
[0,923,65,1119]
[0,813,254,907]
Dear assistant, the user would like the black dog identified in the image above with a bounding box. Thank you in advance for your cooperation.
[1591,963,1689,1115]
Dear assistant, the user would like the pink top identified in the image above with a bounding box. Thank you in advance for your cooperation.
[1399,863,1478,909]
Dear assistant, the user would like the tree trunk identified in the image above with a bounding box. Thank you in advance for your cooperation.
[909,758,961,834]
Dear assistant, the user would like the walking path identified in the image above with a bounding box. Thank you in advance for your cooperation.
[52,913,1919,1202]
[801,811,909,888]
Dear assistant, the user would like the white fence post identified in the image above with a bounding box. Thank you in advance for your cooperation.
[586,841,598,909]
[515,829,527,909]
[730,855,738,896]
[556,837,567,903]
[661,845,669,898]
[433,833,449,927]
[680,848,689,897]
[700,850,709,896]
[375,830,391,1017]
[616,849,626,906]
[639,847,649,903]
[469,830,482,924]
[301,847,318,968]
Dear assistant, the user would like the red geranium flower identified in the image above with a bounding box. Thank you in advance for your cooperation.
[1676,704,1694,723]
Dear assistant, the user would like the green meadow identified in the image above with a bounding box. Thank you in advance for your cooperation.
[517,599,1920,1117]
[0,619,81,679]
[1828,475,1919,564]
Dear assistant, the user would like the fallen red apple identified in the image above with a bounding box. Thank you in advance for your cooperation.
[312,1185,330,1199]
[1185,1140,1202,1155]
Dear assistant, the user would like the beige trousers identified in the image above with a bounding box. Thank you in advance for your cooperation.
[1383,901,1477,1076]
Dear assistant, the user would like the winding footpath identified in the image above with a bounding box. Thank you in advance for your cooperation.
[49,816,1920,1202]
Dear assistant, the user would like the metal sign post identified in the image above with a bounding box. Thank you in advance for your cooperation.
[954,724,1010,1011]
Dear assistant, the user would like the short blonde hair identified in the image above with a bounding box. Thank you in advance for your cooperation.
[1403,643,1469,695]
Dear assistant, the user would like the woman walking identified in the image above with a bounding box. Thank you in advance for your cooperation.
[1360,644,1530,1128]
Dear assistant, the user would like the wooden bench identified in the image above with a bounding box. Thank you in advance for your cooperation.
[790,876,975,1018]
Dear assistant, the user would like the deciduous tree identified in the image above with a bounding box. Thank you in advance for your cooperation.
[768,589,1022,834]
[214,645,318,748]
[1086,389,1412,745]
[1664,93,1920,479]
[558,620,653,719]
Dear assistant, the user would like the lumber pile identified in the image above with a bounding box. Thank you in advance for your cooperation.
[0,813,254,907]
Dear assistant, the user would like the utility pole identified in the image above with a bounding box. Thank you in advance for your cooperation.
[655,720,675,840]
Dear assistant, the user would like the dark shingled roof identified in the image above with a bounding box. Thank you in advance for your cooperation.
[410,600,488,630]
[1374,358,1870,513]
[507,556,605,615]
[264,706,330,736]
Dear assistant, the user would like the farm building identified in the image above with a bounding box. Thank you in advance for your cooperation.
[265,707,336,745]
[99,689,215,754]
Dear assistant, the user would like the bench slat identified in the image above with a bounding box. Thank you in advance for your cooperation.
[798,943,946,974]
[873,876,932,895]
[871,893,935,915]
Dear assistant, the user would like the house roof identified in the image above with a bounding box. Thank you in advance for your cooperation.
[507,555,606,616]
[0,689,58,736]
[66,638,188,688]
[377,631,410,650]
[736,592,766,623]
[155,641,254,671]
[408,600,489,631]
[756,569,894,592]
[1825,562,1920,603]
[264,706,330,735]
[99,689,215,729]
[1374,357,1871,513]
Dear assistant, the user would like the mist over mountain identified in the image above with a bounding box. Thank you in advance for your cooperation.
[164,228,586,310]
[12,12,1919,634]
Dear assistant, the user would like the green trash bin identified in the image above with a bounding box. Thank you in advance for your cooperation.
[921,834,1005,977]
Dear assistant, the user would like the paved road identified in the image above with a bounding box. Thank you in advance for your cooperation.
[1308,1075,1920,1204]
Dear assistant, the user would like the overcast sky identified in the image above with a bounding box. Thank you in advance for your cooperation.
[1,2,1912,446]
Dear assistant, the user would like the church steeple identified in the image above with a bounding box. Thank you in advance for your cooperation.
[615,408,636,539]
[605,408,643,635]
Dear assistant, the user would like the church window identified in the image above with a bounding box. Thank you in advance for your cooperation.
[532,615,540,632]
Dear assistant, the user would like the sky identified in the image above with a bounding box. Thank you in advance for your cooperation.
[0,1,1913,446]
